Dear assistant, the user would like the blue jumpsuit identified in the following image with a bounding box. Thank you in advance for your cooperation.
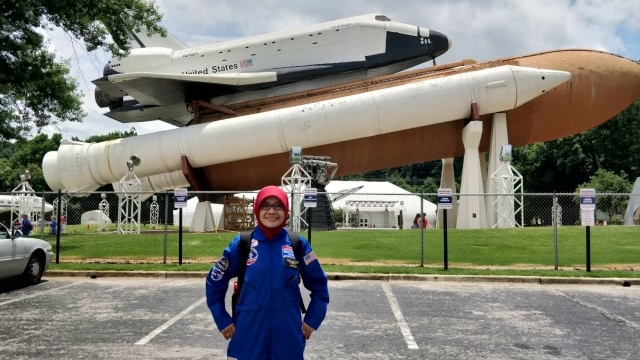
[206,228,329,359]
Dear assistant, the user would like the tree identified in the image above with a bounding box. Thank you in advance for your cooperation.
[2,133,63,191]
[575,169,633,224]
[0,0,165,141]
[75,128,138,143]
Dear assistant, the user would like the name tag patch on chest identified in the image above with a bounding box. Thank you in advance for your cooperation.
[284,257,299,269]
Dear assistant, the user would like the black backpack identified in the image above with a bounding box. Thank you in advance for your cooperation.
[232,229,306,317]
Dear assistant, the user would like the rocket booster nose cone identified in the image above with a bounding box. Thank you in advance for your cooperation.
[510,66,571,107]
[42,151,62,191]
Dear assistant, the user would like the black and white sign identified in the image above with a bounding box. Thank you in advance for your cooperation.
[174,188,188,209]
[437,188,453,210]
[303,188,318,208]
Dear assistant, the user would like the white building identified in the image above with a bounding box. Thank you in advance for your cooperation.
[325,181,437,230]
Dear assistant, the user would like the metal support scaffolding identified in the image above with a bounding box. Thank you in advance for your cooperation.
[118,156,142,234]
[150,195,159,229]
[281,163,312,232]
[52,195,69,233]
[488,145,524,228]
[11,170,37,226]
[99,193,110,232]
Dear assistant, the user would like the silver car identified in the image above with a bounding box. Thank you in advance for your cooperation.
[0,223,54,285]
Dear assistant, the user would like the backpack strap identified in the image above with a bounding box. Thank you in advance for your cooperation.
[285,229,303,267]
[236,230,253,295]
[285,229,307,314]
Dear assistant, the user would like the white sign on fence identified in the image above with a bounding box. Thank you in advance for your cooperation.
[174,188,188,209]
[437,188,453,210]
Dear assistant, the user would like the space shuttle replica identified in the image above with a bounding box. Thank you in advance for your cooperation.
[43,14,640,229]
[93,14,451,126]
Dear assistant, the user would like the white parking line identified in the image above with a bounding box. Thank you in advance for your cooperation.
[381,282,418,350]
[0,282,84,306]
[135,297,207,345]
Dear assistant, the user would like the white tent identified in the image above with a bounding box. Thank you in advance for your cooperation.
[81,210,112,225]
[624,177,640,225]
[172,197,224,231]
[324,181,437,230]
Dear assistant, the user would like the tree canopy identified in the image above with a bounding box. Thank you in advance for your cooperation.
[0,0,164,141]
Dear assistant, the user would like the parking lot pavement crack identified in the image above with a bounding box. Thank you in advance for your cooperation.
[550,289,640,332]
[0,282,84,306]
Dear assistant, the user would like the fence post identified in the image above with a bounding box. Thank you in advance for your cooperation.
[419,194,424,267]
[163,190,169,264]
[56,190,61,264]
[553,193,558,270]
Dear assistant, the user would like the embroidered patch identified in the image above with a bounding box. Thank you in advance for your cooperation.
[210,268,224,281]
[214,256,229,271]
[304,251,317,265]
[246,248,258,266]
[282,245,295,259]
[284,257,299,270]
[251,239,258,247]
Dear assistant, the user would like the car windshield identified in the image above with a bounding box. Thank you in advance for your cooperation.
[0,223,12,237]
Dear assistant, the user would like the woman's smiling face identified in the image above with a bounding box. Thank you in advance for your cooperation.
[258,196,286,228]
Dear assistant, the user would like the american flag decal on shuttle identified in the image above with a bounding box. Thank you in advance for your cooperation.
[240,59,253,68]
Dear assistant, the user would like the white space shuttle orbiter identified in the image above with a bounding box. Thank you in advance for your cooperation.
[93,14,451,126]
[0,195,54,214]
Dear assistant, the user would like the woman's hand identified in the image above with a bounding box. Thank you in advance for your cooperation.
[302,322,315,340]
[221,324,235,340]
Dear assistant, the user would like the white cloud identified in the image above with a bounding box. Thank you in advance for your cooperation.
[44,0,640,140]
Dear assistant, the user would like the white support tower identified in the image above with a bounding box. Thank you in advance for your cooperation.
[281,163,312,232]
[150,195,159,229]
[118,156,142,234]
[98,193,110,232]
[11,170,37,225]
[52,195,69,233]
[488,145,524,228]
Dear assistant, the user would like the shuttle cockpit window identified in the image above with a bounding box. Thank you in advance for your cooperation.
[375,15,391,22]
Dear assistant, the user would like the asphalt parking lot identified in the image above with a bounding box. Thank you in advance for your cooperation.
[1,275,639,359]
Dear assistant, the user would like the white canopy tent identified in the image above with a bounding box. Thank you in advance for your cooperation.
[325,181,437,229]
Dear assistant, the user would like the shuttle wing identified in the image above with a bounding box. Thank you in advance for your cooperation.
[93,71,278,106]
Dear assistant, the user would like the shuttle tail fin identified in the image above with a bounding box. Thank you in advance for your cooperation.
[130,31,188,50]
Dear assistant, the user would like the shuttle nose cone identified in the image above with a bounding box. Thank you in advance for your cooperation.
[429,29,451,58]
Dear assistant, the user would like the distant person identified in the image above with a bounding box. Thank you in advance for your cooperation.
[49,215,57,235]
[206,185,330,359]
[411,213,421,229]
[420,213,428,229]
[21,214,33,236]
[59,214,66,233]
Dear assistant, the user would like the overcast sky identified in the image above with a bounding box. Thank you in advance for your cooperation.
[44,0,640,140]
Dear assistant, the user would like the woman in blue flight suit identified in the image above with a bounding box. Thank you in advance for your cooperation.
[206,186,329,360]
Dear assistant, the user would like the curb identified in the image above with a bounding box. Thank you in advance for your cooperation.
[44,270,639,286]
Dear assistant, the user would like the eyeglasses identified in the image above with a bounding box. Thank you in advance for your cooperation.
[259,202,285,211]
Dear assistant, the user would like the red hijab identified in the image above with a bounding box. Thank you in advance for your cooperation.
[254,186,289,240]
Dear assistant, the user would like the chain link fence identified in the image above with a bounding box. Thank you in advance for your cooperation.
[2,190,638,270]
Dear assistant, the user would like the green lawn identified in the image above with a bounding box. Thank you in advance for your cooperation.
[45,225,640,278]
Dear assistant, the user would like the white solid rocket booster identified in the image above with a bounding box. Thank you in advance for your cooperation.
[43,65,570,193]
